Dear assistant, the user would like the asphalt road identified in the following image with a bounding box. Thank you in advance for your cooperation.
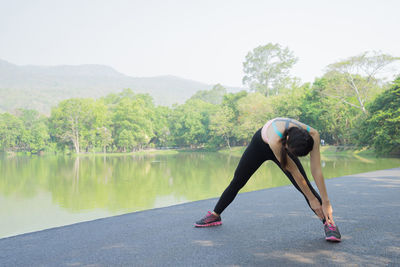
[1,168,399,266]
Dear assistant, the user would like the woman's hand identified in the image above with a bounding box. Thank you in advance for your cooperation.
[309,197,324,221]
[322,201,335,225]
[310,198,335,224]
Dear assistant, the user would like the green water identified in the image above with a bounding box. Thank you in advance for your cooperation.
[0,152,399,238]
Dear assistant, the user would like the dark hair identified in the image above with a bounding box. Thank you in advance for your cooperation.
[280,127,314,170]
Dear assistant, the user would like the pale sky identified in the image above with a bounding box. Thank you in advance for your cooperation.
[0,0,399,87]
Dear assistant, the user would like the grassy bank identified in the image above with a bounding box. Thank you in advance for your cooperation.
[218,145,377,158]
[319,146,376,157]
[218,146,247,157]
[70,149,180,157]
[0,149,181,157]
[2,145,377,158]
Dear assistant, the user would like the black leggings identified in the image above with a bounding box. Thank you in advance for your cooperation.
[214,128,323,218]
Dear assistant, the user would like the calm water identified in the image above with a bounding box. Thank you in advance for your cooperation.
[0,152,399,238]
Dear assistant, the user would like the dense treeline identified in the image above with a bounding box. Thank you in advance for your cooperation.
[1,47,399,156]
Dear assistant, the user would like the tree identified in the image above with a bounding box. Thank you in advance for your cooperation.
[190,84,227,105]
[91,100,112,153]
[16,109,49,153]
[269,82,306,119]
[357,77,400,155]
[209,106,235,149]
[97,126,113,153]
[235,93,272,142]
[168,99,216,148]
[324,51,400,114]
[243,43,298,97]
[151,106,171,148]
[118,129,135,152]
[218,91,248,146]
[0,113,24,151]
[111,92,155,151]
[299,80,359,145]
[49,98,96,154]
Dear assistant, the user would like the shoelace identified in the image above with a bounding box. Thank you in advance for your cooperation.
[326,224,336,231]
[203,211,215,221]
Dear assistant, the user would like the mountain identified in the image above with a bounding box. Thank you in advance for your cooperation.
[0,59,243,114]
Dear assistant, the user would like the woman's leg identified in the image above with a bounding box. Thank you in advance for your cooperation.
[213,129,270,215]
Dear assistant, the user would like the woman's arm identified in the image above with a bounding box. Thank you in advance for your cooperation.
[270,135,328,221]
[285,154,326,221]
[309,130,335,224]
[309,131,329,202]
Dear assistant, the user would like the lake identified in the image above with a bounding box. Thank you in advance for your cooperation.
[1,151,399,239]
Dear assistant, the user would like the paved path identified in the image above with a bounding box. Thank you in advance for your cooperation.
[1,168,400,266]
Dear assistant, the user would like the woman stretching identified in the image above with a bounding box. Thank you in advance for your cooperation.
[194,117,341,242]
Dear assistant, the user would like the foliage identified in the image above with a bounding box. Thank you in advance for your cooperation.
[151,106,171,148]
[209,105,235,148]
[0,110,49,153]
[235,93,272,142]
[357,77,400,155]
[0,113,24,152]
[111,92,155,151]
[168,99,216,148]
[299,79,360,144]
[17,109,50,153]
[49,98,97,153]
[189,84,227,105]
[1,50,399,155]
[323,51,399,113]
[243,43,298,97]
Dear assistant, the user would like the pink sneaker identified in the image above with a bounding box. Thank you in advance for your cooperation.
[324,222,341,242]
[194,211,222,227]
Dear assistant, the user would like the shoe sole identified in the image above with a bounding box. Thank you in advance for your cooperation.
[194,221,222,227]
[325,236,341,242]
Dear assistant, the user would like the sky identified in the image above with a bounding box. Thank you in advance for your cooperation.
[0,0,399,87]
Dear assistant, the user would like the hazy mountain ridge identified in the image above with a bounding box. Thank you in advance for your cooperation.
[0,59,243,114]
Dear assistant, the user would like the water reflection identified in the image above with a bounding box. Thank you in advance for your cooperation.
[0,152,399,238]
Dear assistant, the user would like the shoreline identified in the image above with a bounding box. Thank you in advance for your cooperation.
[217,145,381,158]
[1,145,389,158]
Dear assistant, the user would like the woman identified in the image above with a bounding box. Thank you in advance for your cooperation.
[194,117,341,242]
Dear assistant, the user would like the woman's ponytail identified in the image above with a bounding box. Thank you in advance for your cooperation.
[280,129,289,170]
